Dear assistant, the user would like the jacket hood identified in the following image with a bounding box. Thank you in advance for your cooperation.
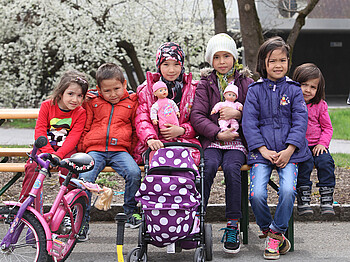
[200,67,252,78]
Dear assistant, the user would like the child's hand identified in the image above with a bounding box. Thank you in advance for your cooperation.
[216,128,239,142]
[160,124,185,140]
[210,109,216,115]
[275,145,296,168]
[147,139,164,151]
[312,144,327,156]
[258,146,278,164]
[50,154,61,170]
[152,119,158,125]
[219,107,241,120]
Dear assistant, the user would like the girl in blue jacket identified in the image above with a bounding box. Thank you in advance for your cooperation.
[242,36,311,260]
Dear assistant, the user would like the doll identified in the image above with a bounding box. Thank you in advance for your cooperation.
[150,81,180,129]
[211,83,243,135]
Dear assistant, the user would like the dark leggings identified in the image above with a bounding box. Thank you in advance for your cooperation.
[203,148,246,219]
[297,146,335,189]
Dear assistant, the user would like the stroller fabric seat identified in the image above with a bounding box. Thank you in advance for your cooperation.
[135,147,201,247]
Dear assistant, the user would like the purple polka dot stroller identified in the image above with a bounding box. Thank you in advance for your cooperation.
[126,142,213,262]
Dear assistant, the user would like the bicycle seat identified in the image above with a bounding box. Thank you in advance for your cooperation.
[60,153,94,173]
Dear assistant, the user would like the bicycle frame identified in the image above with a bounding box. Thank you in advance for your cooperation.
[1,148,89,258]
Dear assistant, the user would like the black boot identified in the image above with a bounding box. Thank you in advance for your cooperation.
[296,186,313,216]
[319,187,335,215]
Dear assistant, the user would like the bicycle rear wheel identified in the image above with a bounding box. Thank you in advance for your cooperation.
[48,196,86,262]
[0,206,48,262]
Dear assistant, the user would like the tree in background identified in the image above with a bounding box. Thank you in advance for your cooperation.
[212,0,227,34]
[0,0,217,107]
[237,0,320,78]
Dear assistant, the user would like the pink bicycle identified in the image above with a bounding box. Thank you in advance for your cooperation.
[0,136,95,261]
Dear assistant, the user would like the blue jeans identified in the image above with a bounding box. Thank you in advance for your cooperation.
[298,146,335,189]
[249,163,297,233]
[79,151,141,220]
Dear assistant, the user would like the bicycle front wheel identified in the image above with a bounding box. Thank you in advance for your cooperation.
[0,206,48,262]
[48,195,86,262]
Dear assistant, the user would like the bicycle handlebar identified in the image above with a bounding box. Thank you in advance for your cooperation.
[30,136,94,174]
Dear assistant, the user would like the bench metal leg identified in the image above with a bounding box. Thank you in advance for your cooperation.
[0,172,23,196]
[285,213,294,252]
[240,170,249,244]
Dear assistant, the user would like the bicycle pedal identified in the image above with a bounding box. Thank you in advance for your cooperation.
[50,235,66,258]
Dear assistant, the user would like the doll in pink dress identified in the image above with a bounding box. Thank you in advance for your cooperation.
[150,81,180,129]
[210,83,243,135]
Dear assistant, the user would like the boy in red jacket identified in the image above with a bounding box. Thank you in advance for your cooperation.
[78,63,141,241]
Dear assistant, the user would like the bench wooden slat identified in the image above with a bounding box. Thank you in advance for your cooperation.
[0,163,147,173]
[0,148,31,157]
[0,109,40,119]
[0,162,250,173]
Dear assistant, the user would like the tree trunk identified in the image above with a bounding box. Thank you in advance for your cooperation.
[117,57,138,92]
[237,0,264,79]
[117,40,146,88]
[286,0,320,65]
[211,0,227,34]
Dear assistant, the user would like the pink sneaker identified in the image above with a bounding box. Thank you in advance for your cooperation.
[264,233,280,260]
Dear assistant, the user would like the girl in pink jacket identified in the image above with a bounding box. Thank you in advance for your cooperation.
[293,63,336,216]
[133,42,200,164]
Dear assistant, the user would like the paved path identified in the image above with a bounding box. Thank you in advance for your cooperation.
[69,221,350,262]
[0,127,349,154]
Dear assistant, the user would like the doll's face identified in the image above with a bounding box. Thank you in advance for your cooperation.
[154,87,168,99]
[224,91,237,102]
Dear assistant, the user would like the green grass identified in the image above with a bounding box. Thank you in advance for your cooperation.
[1,119,36,129]
[329,108,350,140]
[96,172,118,188]
[333,153,350,169]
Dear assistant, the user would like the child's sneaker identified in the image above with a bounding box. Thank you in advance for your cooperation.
[77,223,90,242]
[264,233,280,260]
[125,213,141,229]
[220,227,240,254]
[259,228,269,239]
[278,234,291,255]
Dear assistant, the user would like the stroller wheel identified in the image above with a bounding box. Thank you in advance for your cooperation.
[126,247,148,262]
[193,247,205,262]
[204,224,213,261]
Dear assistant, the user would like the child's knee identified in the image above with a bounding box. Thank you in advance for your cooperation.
[250,186,267,202]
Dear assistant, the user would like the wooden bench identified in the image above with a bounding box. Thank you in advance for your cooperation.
[0,109,294,251]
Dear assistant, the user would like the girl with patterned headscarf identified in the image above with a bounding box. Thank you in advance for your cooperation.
[133,42,201,164]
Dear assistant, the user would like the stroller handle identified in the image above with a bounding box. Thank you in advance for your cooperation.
[144,142,204,163]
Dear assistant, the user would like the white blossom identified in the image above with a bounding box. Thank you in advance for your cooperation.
[0,0,240,107]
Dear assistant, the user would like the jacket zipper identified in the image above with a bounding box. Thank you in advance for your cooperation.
[106,104,114,151]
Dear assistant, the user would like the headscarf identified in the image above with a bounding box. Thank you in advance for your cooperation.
[155,42,185,105]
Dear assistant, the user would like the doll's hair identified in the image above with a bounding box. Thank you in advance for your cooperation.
[96,63,125,87]
[50,70,89,105]
[293,63,325,105]
[256,36,290,79]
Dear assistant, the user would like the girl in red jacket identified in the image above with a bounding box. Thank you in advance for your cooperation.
[19,70,89,201]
